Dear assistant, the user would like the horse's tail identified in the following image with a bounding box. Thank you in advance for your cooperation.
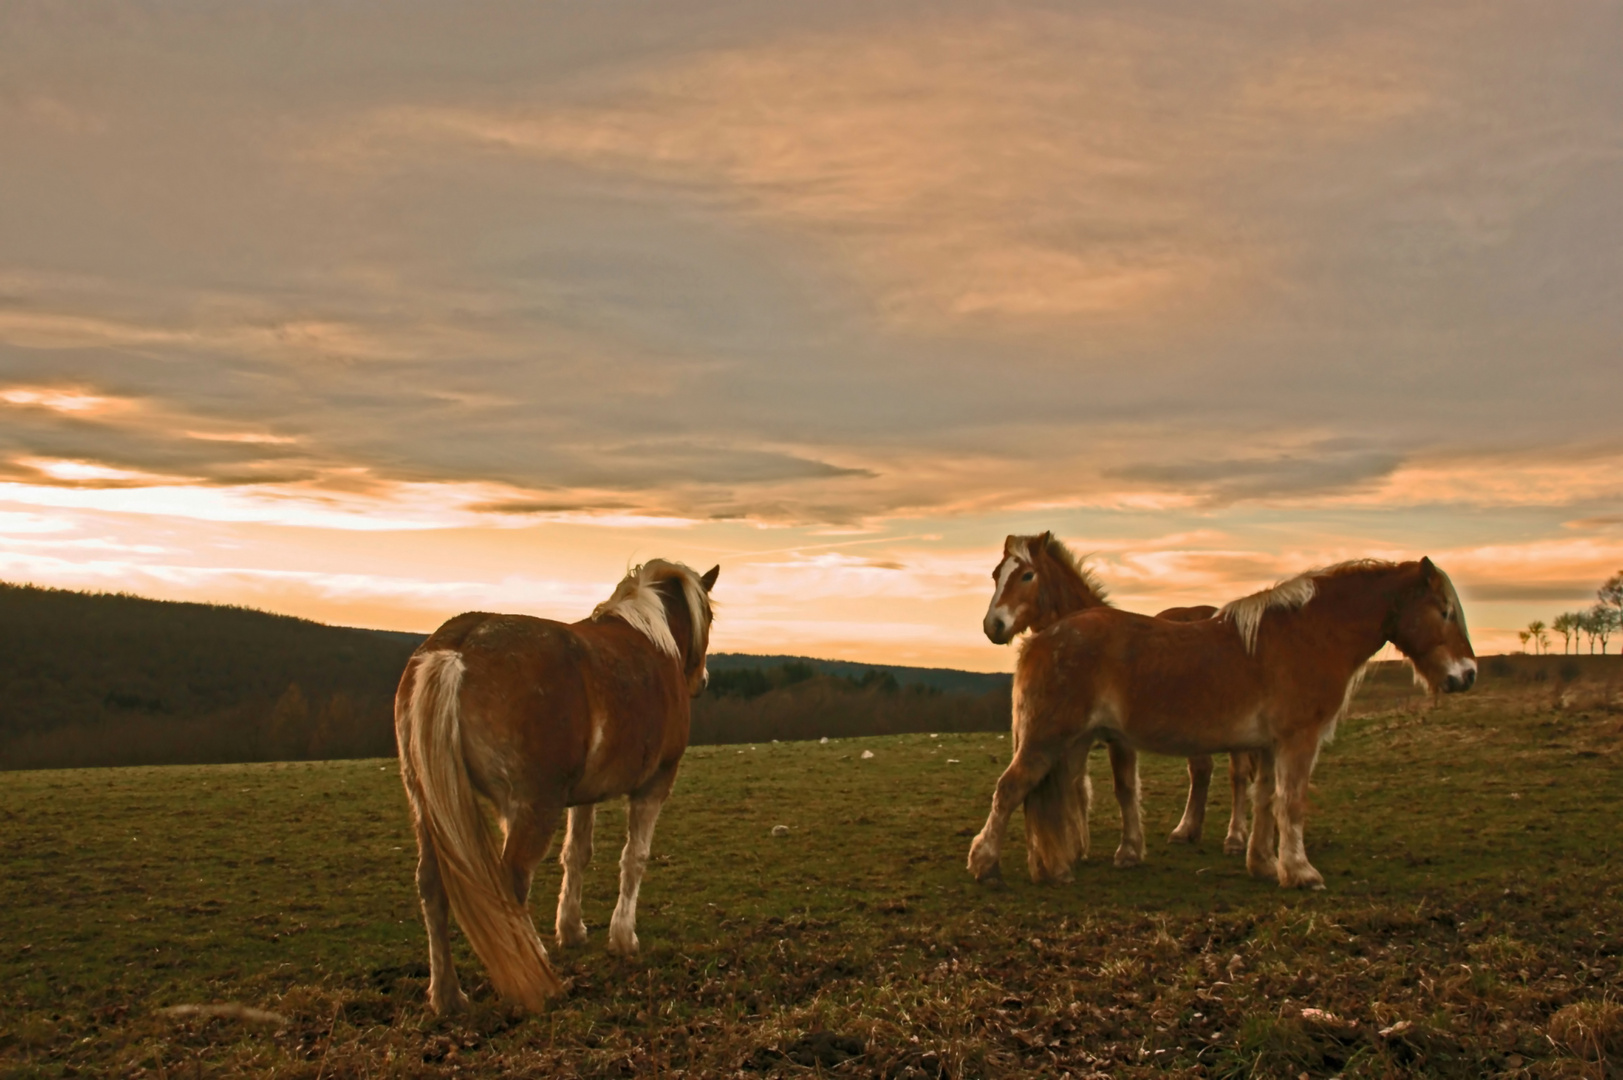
[397,649,562,1009]
[1023,740,1092,883]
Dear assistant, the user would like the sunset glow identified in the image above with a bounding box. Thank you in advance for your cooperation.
[2,3,1619,667]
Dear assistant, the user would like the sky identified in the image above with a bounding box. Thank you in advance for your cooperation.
[1,1,1620,669]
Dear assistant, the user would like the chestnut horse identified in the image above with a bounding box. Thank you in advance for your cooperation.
[983,533,1256,866]
[970,558,1475,889]
[396,559,719,1012]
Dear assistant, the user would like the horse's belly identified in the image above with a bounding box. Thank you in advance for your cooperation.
[1109,702,1268,757]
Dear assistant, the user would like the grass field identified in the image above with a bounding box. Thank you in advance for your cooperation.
[3,658,1621,1078]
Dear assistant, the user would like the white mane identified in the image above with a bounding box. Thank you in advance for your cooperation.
[1219,571,1317,655]
[1221,559,1406,655]
[590,559,712,661]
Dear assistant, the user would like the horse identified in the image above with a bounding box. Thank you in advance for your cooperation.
[970,557,1475,889]
[982,532,1256,867]
[395,559,719,1013]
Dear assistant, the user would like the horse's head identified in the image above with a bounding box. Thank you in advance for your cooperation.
[984,533,1046,644]
[1388,558,1476,693]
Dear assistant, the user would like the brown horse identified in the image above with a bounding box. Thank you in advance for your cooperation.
[971,557,1475,889]
[395,559,719,1012]
[982,532,1256,865]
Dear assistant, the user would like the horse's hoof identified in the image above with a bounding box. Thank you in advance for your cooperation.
[606,929,639,956]
[430,986,470,1015]
[1167,826,1200,845]
[974,862,1005,886]
[556,922,588,949]
[1222,837,1248,856]
[1247,858,1278,880]
[1280,866,1325,890]
[1113,848,1143,868]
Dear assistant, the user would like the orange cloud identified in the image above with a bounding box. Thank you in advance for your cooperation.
[326,12,1443,333]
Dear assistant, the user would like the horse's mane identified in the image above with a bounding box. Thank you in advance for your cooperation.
[1011,533,1110,608]
[1219,559,1395,655]
[591,559,713,661]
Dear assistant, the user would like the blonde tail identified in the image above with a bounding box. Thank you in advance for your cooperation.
[1023,740,1092,883]
[399,650,562,1008]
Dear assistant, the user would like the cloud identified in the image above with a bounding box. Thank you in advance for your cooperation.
[1105,445,1403,504]
[332,10,1453,331]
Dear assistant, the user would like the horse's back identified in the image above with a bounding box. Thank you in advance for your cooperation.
[411,611,690,806]
[1017,608,1268,754]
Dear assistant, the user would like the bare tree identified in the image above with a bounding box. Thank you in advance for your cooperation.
[1601,571,1623,635]
[1590,603,1617,655]
[1552,612,1579,654]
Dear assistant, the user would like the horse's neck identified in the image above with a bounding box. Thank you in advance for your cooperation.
[1292,568,1408,667]
[1032,557,1109,632]
[661,592,700,674]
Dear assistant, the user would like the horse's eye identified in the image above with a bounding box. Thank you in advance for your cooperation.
[1022,572,1035,583]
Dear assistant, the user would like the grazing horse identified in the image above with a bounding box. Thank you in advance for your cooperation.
[395,559,719,1013]
[971,557,1474,889]
[982,533,1256,867]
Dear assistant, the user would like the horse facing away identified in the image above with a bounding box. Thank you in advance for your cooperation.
[982,532,1256,868]
[396,559,719,1013]
[971,557,1475,889]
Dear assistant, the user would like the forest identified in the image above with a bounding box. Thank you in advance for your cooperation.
[0,583,1008,770]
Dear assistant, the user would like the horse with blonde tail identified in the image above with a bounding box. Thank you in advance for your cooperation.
[396,559,718,1012]
[981,532,1256,878]
[971,557,1474,889]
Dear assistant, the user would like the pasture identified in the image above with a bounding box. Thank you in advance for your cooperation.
[3,660,1621,1078]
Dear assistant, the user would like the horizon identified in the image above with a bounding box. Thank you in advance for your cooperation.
[2,575,1606,671]
[3,3,1620,670]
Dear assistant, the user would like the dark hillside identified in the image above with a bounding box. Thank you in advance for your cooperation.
[707,652,1010,696]
[0,582,422,769]
[0,584,1014,769]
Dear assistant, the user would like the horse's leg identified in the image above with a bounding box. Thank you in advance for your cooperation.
[555,804,596,948]
[499,803,564,910]
[1245,749,1280,881]
[1223,752,1255,855]
[412,816,469,1014]
[1168,755,1213,844]
[1272,736,1324,889]
[1106,741,1145,867]
[608,769,677,956]
[967,746,1055,882]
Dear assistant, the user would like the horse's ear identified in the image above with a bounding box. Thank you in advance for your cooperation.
[1003,534,1018,555]
[1038,530,1053,551]
[1419,556,1436,580]
[700,565,720,592]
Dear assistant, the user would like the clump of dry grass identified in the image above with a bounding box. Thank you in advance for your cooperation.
[1549,997,1623,1066]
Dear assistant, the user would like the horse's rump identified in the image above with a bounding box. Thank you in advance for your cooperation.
[1019,609,1265,758]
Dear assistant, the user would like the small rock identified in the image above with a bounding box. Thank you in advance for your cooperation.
[771,825,790,837]
[861,750,875,759]
[820,736,829,744]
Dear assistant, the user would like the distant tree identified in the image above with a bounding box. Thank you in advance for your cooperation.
[1528,619,1548,655]
[1552,612,1579,654]
[1577,609,1597,653]
[1601,571,1623,635]
[266,682,311,760]
[1590,604,1618,655]
[1517,629,1532,653]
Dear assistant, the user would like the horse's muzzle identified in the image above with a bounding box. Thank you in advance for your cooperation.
[1443,665,1476,693]
[985,617,1009,645]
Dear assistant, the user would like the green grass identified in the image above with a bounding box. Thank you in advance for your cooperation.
[3,668,1621,1078]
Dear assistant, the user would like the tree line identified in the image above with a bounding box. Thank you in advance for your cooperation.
[0,581,1008,770]
[1518,570,1623,655]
